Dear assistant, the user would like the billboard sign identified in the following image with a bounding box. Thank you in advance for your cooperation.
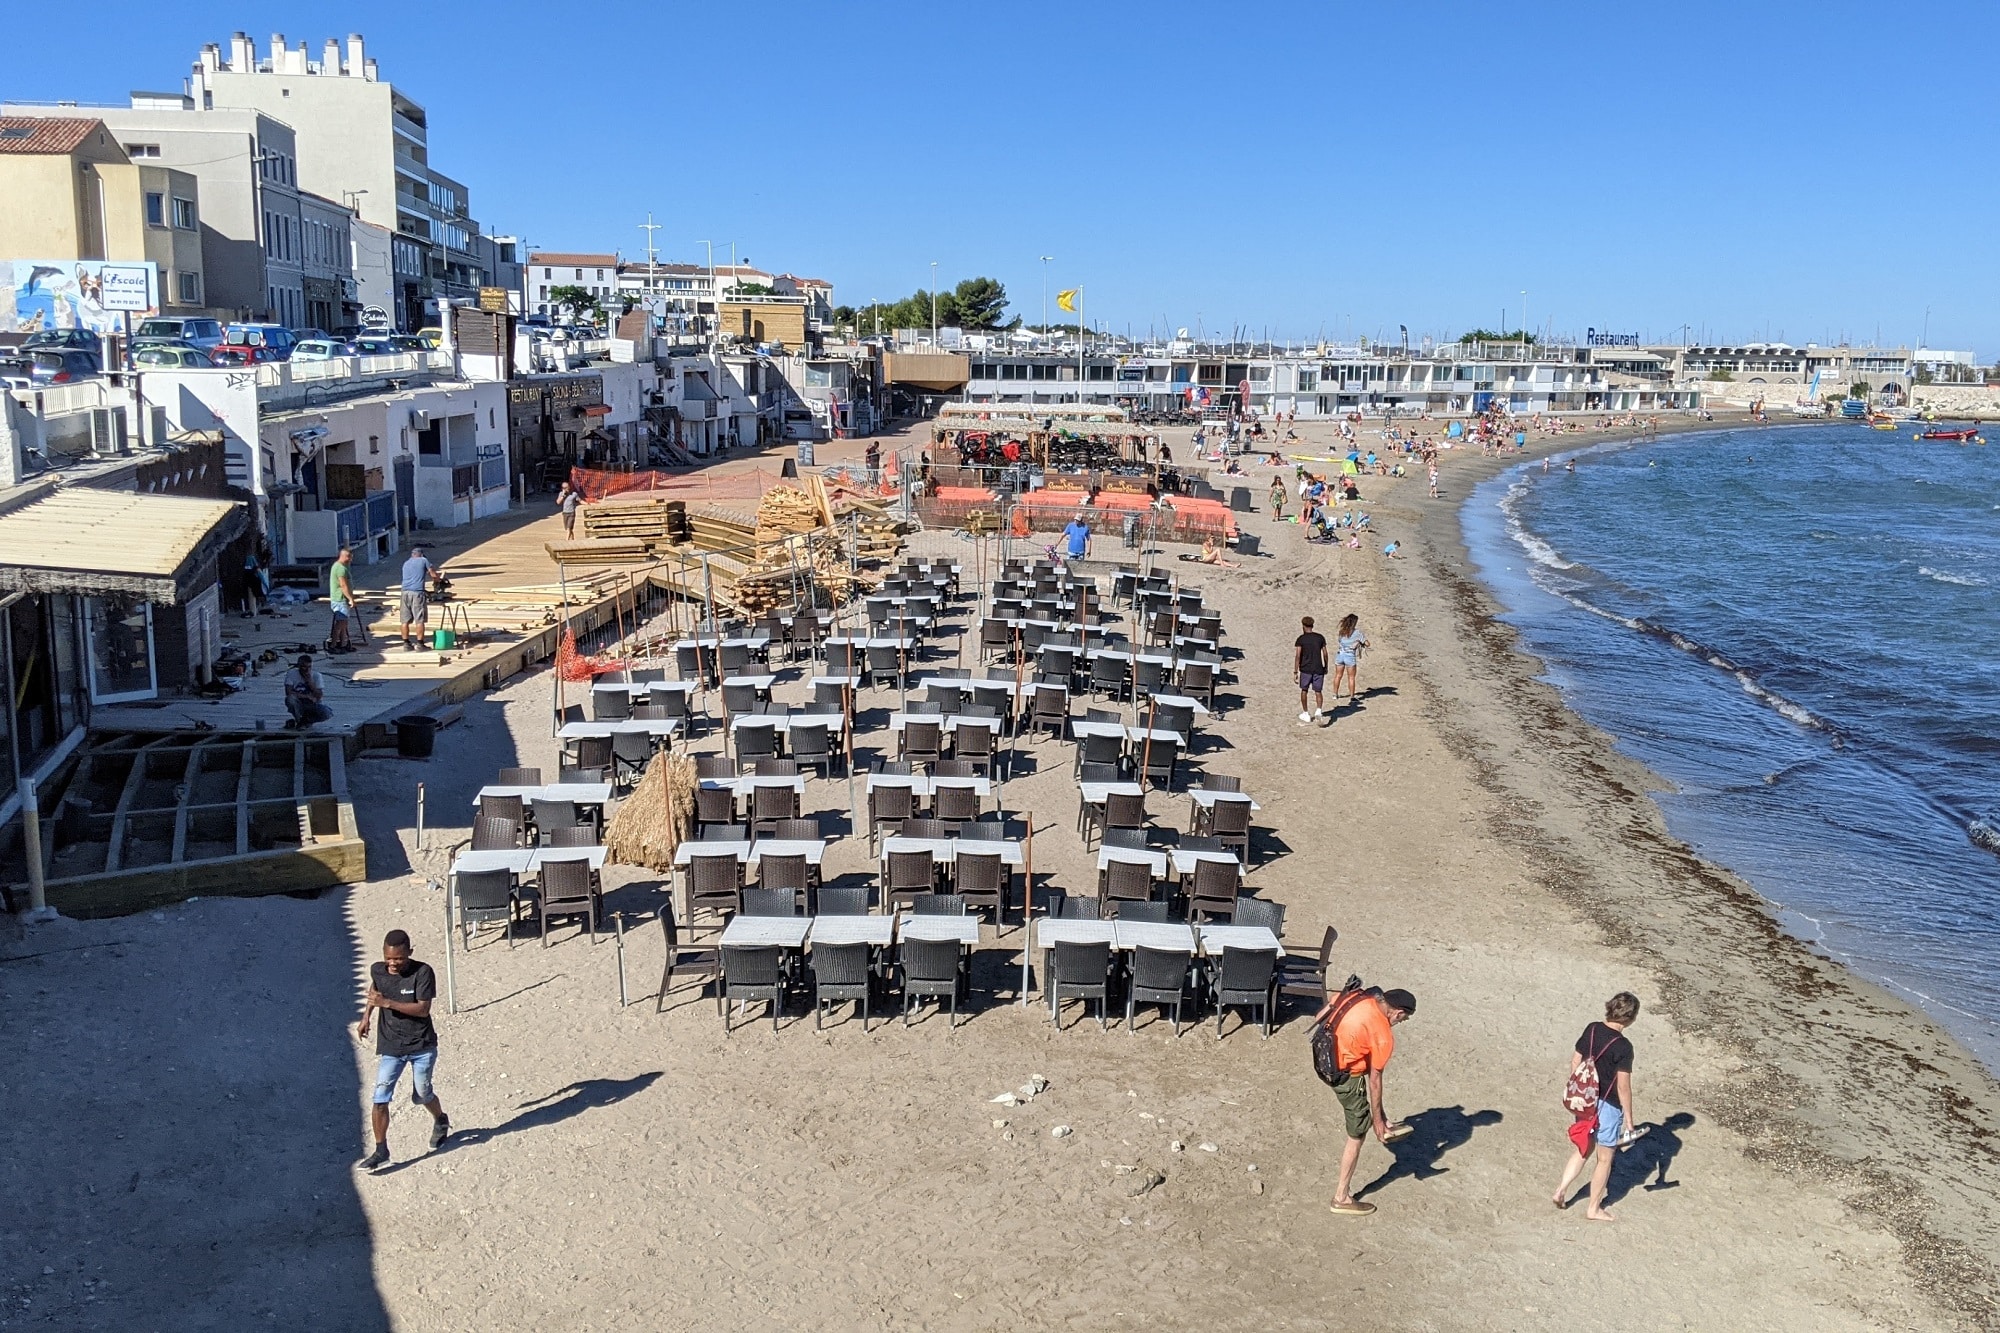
[1,259,159,333]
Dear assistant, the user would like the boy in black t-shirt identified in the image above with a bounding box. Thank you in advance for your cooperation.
[356,930,449,1170]
[1294,616,1329,722]
[1553,991,1640,1219]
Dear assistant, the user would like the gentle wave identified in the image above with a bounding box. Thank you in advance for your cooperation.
[1918,566,1989,587]
[1500,479,1577,570]
[1528,574,1838,735]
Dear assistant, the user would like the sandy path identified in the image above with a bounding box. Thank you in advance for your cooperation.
[2,417,1994,1332]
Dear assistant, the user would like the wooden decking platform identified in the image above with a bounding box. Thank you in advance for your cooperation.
[25,730,367,918]
[95,504,651,737]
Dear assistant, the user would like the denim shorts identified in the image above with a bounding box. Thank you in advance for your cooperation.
[1594,1099,1625,1147]
[373,1050,437,1106]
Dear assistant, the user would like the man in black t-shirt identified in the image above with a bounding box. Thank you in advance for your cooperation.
[1553,991,1640,1220]
[1294,616,1329,723]
[356,929,449,1170]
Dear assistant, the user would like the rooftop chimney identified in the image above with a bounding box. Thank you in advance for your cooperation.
[268,34,286,72]
[230,32,253,71]
[346,34,365,79]
[323,38,341,73]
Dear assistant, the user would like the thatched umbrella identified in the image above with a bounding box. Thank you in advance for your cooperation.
[603,751,699,873]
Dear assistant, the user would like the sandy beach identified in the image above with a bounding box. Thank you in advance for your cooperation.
[3,415,1997,1332]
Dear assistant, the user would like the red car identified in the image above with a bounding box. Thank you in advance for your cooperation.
[209,342,288,367]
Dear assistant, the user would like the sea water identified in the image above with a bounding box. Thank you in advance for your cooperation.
[1462,424,2000,1070]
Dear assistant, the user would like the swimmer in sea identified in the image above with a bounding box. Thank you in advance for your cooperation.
[1564,460,1576,473]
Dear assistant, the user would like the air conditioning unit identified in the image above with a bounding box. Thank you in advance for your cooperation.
[89,406,129,456]
[149,405,168,449]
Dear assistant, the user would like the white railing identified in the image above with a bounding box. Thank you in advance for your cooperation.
[8,379,112,416]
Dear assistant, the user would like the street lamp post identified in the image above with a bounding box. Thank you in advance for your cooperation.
[1040,255,1053,336]
[929,261,938,343]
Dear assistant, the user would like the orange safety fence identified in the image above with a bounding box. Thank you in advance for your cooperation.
[554,624,629,682]
[568,465,797,504]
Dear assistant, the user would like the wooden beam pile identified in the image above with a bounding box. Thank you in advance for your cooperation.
[754,486,824,543]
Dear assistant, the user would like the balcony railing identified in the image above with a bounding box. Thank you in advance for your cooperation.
[334,491,398,548]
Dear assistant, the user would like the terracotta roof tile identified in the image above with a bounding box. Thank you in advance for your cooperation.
[0,117,111,156]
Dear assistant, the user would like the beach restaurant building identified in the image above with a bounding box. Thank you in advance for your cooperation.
[958,341,1706,418]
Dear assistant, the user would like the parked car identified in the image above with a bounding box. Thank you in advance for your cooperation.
[415,326,444,349]
[290,338,354,362]
[133,344,217,369]
[290,327,334,344]
[390,334,429,353]
[352,335,398,356]
[132,317,224,350]
[221,323,298,360]
[28,348,103,385]
[209,343,288,367]
[0,354,35,388]
[22,327,103,353]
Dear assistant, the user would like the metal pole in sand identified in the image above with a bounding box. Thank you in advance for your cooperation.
[416,782,426,853]
[1018,816,1035,1006]
[614,911,628,1008]
[440,880,457,1014]
[554,557,570,736]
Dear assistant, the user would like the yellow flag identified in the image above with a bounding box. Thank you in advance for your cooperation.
[1056,288,1078,313]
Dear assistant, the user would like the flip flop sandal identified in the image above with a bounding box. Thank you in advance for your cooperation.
[1328,1200,1377,1216]
[1383,1123,1413,1142]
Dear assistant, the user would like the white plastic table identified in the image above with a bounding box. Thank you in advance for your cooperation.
[720,917,811,948]
[899,915,979,944]
[559,719,681,740]
[1077,781,1144,805]
[451,849,533,876]
[1148,693,1212,716]
[1196,924,1282,954]
[1170,847,1243,876]
[1188,788,1260,811]
[1095,845,1169,877]
[526,847,609,872]
[746,839,826,870]
[1111,921,1198,953]
[1034,919,1116,948]
[675,840,753,867]
[807,916,894,946]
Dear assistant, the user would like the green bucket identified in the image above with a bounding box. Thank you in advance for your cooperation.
[432,628,457,650]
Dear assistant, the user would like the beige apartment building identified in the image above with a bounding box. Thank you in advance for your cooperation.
[0,116,207,316]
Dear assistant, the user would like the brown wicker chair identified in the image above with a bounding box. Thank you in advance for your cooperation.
[656,902,721,1014]
[536,855,600,946]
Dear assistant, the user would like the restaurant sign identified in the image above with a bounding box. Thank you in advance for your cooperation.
[1586,328,1641,347]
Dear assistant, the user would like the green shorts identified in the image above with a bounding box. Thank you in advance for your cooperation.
[1333,1071,1371,1139]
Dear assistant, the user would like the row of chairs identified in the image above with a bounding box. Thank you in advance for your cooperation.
[660,904,972,1030]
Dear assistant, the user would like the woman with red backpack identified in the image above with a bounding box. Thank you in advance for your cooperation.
[1553,991,1641,1220]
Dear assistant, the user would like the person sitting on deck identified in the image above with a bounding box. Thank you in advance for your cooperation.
[285,654,333,728]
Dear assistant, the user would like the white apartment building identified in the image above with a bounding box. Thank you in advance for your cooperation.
[525,252,618,319]
[187,32,487,327]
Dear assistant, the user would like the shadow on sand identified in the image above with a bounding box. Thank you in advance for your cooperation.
[1356,1105,1505,1199]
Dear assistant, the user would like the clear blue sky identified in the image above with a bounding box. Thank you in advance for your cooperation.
[7,2,1996,353]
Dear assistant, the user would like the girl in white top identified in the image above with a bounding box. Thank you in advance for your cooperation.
[1332,613,1368,704]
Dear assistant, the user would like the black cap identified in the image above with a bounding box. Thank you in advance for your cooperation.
[295,653,313,666]
[1381,988,1417,1016]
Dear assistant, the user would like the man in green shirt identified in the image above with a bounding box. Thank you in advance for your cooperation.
[328,546,355,653]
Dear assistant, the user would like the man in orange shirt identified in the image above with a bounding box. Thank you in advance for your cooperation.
[1323,986,1417,1216]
